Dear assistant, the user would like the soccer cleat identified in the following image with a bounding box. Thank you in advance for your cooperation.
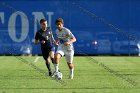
[69,74,74,79]
[52,70,60,75]
[52,72,62,80]
[52,70,61,78]
[58,70,61,72]
[52,71,57,78]
[49,71,53,76]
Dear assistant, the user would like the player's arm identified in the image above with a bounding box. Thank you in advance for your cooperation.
[50,31,56,43]
[64,30,76,46]
[64,36,76,46]
[34,39,40,44]
[55,38,59,46]
[34,39,46,44]
[69,36,76,44]
[34,32,40,44]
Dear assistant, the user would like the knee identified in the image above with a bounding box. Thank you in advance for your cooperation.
[49,52,54,59]
[50,55,54,59]
[67,63,74,69]
[54,54,61,64]
[55,54,61,60]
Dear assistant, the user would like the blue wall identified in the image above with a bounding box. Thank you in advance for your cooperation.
[0,0,140,55]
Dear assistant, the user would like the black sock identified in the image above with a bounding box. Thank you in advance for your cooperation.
[51,58,54,64]
[46,63,51,72]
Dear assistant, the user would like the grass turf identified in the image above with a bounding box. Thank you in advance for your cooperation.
[0,56,140,93]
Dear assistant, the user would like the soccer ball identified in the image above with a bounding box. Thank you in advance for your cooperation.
[52,72,63,80]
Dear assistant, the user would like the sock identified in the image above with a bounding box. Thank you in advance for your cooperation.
[54,64,59,72]
[70,68,74,77]
[51,58,54,64]
[46,63,51,72]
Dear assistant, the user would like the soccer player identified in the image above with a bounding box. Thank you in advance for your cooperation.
[34,19,55,76]
[53,18,76,79]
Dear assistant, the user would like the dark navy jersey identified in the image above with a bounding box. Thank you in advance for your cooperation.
[35,27,53,47]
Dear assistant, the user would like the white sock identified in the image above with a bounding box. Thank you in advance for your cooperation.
[54,64,59,72]
[70,69,74,77]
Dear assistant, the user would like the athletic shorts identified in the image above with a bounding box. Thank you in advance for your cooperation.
[56,45,74,63]
[41,46,55,61]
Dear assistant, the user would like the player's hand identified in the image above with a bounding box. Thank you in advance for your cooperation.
[64,42,70,46]
[55,42,59,46]
[54,41,59,46]
[33,39,39,44]
[41,40,46,44]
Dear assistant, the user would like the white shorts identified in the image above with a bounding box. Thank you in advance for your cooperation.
[56,45,74,63]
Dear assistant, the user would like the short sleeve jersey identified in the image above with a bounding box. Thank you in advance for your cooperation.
[56,27,75,50]
[35,27,53,47]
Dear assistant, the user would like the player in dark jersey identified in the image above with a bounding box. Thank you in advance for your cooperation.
[34,19,55,76]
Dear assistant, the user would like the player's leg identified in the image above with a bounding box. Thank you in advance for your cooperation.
[54,53,61,72]
[45,58,53,76]
[41,47,52,76]
[54,46,64,72]
[65,50,74,79]
[68,63,74,79]
[49,47,55,64]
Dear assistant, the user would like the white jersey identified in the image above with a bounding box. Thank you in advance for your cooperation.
[56,27,75,51]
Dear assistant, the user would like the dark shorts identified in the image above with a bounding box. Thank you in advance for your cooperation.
[41,46,55,61]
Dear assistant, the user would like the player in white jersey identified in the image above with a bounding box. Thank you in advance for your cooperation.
[53,18,76,79]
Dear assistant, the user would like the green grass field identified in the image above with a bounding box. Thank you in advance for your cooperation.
[0,56,140,93]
